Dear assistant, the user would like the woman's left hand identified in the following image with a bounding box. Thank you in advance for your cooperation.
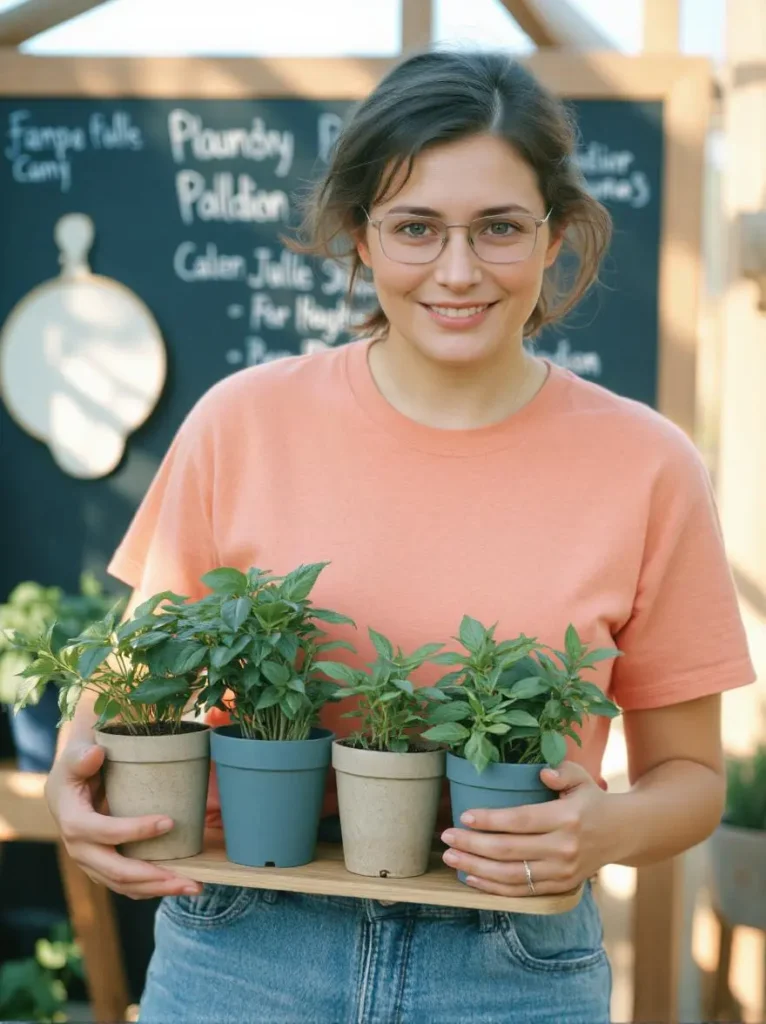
[440,761,618,897]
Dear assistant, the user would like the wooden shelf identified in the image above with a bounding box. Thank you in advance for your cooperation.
[158,842,583,915]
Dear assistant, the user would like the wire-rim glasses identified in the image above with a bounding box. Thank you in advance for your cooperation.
[366,209,553,265]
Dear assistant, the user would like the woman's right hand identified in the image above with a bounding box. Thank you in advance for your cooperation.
[46,742,203,900]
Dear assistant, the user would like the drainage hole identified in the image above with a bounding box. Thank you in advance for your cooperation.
[379,870,389,878]
[265,861,275,867]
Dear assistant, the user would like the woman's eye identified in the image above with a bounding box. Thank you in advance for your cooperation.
[485,220,519,236]
[398,221,435,238]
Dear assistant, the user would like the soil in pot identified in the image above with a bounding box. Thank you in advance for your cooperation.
[446,752,557,883]
[95,721,210,861]
[333,740,445,878]
[211,726,333,869]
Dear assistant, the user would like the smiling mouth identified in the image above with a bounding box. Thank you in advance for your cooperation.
[421,302,497,319]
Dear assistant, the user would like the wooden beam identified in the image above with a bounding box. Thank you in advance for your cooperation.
[401,0,431,54]
[643,0,681,52]
[0,0,111,47]
[497,0,560,47]
[498,0,617,50]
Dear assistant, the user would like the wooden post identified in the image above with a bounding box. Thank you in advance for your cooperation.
[643,0,681,53]
[633,858,684,1022]
[400,0,431,54]
[0,0,110,47]
[57,846,131,1023]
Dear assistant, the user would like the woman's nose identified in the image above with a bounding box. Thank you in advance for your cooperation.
[432,229,482,291]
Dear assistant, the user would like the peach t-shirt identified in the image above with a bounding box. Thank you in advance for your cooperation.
[108,338,755,820]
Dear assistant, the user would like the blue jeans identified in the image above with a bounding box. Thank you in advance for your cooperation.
[139,881,612,1023]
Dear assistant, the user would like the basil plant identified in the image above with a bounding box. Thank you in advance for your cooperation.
[167,563,357,741]
[320,627,447,752]
[423,617,622,773]
[8,591,201,735]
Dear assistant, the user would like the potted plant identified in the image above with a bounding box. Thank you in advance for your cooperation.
[0,574,123,772]
[423,618,621,880]
[707,744,766,930]
[10,589,210,861]
[321,628,447,878]
[0,921,83,1023]
[173,563,356,869]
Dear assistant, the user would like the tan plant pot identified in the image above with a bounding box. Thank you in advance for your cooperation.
[708,823,766,930]
[95,723,210,861]
[333,740,445,878]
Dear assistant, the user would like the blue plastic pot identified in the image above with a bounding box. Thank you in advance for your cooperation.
[446,753,558,882]
[211,725,333,868]
[8,685,60,772]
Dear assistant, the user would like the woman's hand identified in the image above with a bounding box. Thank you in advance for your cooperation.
[46,742,202,900]
[439,762,617,897]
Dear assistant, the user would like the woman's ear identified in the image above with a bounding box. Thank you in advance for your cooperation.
[543,224,566,269]
[356,232,372,269]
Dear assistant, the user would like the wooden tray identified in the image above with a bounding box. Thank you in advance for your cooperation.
[158,842,583,915]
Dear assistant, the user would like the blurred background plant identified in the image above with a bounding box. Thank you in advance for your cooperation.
[0,922,83,1023]
[0,574,124,707]
[722,744,766,831]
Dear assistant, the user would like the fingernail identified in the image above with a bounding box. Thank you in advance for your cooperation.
[441,831,456,844]
[545,768,559,777]
[443,850,459,865]
[460,812,475,825]
[183,884,200,895]
[156,818,174,834]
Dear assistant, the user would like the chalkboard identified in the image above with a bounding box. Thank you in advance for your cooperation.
[0,95,663,596]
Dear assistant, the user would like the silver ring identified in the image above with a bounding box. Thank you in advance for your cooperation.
[523,859,536,896]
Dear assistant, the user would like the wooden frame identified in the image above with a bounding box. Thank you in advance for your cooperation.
[0,0,110,47]
[0,50,713,1023]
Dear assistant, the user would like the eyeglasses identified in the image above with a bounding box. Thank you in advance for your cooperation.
[366,209,552,265]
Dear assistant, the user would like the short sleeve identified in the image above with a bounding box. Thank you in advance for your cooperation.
[611,437,755,710]
[107,397,218,601]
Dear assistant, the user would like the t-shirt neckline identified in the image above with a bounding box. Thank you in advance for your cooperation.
[344,337,565,456]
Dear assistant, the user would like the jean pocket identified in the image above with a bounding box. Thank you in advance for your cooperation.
[161,883,260,928]
[495,883,608,973]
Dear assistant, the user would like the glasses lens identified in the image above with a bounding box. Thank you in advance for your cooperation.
[378,215,444,264]
[470,215,539,263]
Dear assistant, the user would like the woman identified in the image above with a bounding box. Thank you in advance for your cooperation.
[45,50,754,1023]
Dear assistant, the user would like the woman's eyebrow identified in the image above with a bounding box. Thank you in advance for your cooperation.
[385,203,536,217]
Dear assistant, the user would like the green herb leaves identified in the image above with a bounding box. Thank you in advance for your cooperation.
[323,628,444,753]
[423,616,622,773]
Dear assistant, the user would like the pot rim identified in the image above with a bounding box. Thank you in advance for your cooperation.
[715,821,766,839]
[95,721,210,737]
[332,739,445,781]
[446,751,550,790]
[94,722,210,764]
[211,725,334,771]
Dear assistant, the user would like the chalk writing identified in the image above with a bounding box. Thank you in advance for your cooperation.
[317,113,343,163]
[3,109,143,192]
[173,241,246,281]
[247,248,314,291]
[168,109,294,177]
[175,171,289,225]
[536,337,602,377]
[88,112,143,151]
[576,142,651,209]
[249,293,292,330]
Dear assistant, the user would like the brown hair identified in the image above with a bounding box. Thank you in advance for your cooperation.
[292,49,612,338]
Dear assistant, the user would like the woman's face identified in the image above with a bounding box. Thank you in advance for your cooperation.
[358,134,562,367]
